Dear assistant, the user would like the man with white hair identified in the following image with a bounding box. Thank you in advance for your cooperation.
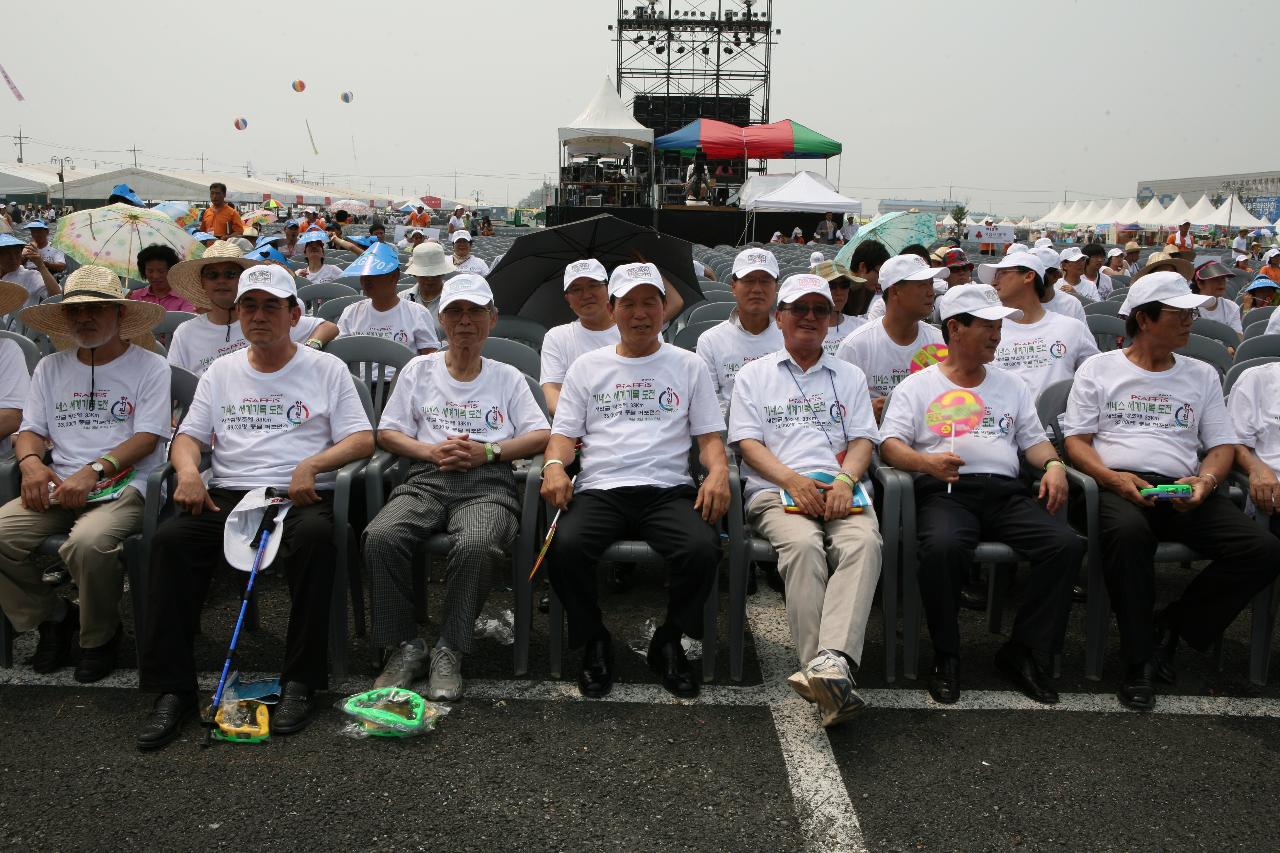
[0,267,169,682]
[696,249,784,416]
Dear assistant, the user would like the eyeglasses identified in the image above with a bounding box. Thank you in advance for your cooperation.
[441,304,492,320]
[1159,307,1196,321]
[201,269,241,281]
[781,303,833,319]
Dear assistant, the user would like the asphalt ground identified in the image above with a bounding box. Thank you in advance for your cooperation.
[2,556,1278,852]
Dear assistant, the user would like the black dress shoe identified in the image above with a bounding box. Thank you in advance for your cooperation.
[272,681,316,735]
[648,636,698,699]
[928,655,960,704]
[995,642,1058,704]
[960,582,988,611]
[1071,584,1088,604]
[74,623,122,684]
[1119,660,1156,711]
[136,692,197,752]
[577,637,613,699]
[29,603,78,674]
[1152,618,1179,684]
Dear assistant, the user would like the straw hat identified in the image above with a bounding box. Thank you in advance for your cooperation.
[1130,249,1193,284]
[21,265,164,347]
[0,280,27,317]
[810,260,866,289]
[167,240,262,309]
[405,241,457,277]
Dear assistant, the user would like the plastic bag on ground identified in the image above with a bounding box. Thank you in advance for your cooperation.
[473,609,515,645]
[337,687,450,740]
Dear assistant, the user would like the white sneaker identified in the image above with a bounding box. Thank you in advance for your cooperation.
[786,669,815,703]
[373,638,430,689]
[805,650,866,728]
[427,646,463,701]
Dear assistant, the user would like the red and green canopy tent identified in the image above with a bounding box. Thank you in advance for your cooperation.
[654,118,842,159]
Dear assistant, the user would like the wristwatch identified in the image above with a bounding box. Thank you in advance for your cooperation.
[90,461,106,478]
[484,442,502,463]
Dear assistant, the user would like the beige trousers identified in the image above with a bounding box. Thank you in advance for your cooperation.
[749,491,882,668]
[0,489,144,647]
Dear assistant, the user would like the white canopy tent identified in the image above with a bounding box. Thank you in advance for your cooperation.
[1075,200,1106,224]
[1147,194,1192,228]
[1136,199,1166,229]
[0,162,107,197]
[1109,198,1146,225]
[1182,194,1221,226]
[738,174,803,208]
[1016,216,1032,228]
[745,171,862,215]
[1093,198,1123,222]
[557,76,653,158]
[940,213,957,226]
[1213,195,1269,229]
[1032,200,1070,226]
[1056,200,1089,224]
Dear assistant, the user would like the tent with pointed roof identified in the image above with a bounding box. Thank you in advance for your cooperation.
[745,171,862,214]
[558,76,653,158]
[1137,199,1166,228]
[1110,198,1146,226]
[1032,201,1070,226]
[1093,199,1123,222]
[1213,195,1270,229]
[1148,194,1191,228]
[1182,194,1221,226]
[1055,200,1088,225]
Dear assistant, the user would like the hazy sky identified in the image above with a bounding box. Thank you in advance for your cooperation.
[4,0,1277,214]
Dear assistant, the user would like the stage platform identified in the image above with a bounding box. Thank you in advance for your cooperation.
[547,204,833,247]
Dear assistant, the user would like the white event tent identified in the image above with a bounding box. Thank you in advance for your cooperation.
[745,171,862,215]
[558,76,653,159]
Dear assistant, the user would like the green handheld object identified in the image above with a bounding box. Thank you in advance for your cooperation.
[1139,484,1193,499]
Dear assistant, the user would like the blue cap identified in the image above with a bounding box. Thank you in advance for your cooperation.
[255,234,284,248]
[1244,275,1279,292]
[297,230,327,249]
[0,234,26,249]
[340,241,401,278]
[350,235,382,249]
[244,245,288,264]
[22,219,47,230]
[190,231,216,242]
[284,219,299,228]
[108,183,145,207]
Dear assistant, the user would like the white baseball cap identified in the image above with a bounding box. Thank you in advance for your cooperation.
[1059,246,1086,264]
[1233,253,1251,264]
[938,283,1023,322]
[1106,247,1124,259]
[236,264,297,301]
[608,262,665,299]
[976,251,1048,286]
[1117,271,1211,317]
[439,273,494,310]
[808,251,825,266]
[1031,247,1061,270]
[879,254,949,288]
[563,258,608,290]
[449,230,472,243]
[1005,242,1029,255]
[732,248,780,279]
[1263,248,1279,264]
[1033,237,1054,249]
[777,273,833,305]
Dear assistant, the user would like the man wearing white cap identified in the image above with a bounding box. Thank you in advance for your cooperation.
[881,283,1081,706]
[448,205,465,235]
[166,241,338,377]
[0,268,168,683]
[137,264,374,749]
[540,259,621,416]
[1063,272,1280,712]
[1033,247,1087,324]
[542,262,729,700]
[982,251,1099,398]
[449,231,489,276]
[834,254,948,421]
[363,274,549,700]
[696,248,785,416]
[1057,247,1099,301]
[729,274,882,727]
[1033,237,1055,250]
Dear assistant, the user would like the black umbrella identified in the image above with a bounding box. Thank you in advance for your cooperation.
[488,214,705,328]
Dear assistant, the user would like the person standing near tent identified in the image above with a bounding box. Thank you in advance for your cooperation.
[838,215,859,243]
[199,183,245,239]
[1231,228,1250,257]
[815,213,838,244]
[1167,220,1194,253]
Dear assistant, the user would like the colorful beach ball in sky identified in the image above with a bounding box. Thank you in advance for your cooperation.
[340,91,354,103]
[291,79,306,92]
[234,117,248,130]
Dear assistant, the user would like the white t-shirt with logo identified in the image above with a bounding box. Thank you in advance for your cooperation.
[0,338,30,454]
[553,343,725,492]
[180,345,371,491]
[824,316,867,357]
[299,264,344,285]
[729,350,879,508]
[4,267,46,309]
[1228,362,1280,477]
[881,363,1047,478]
[994,312,1099,399]
[1059,278,1099,302]
[1082,272,1113,300]
[834,319,946,399]
[453,255,490,276]
[1063,350,1237,479]
[379,353,548,445]
[695,314,783,415]
[539,320,621,385]
[1043,288,1087,324]
[27,245,65,269]
[337,298,440,379]
[1197,297,1243,334]
[20,344,171,494]
[169,314,328,376]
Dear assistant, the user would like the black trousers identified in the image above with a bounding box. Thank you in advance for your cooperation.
[138,489,336,695]
[547,485,721,649]
[1092,473,1280,665]
[916,475,1084,658]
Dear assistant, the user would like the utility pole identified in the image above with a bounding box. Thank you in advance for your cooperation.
[200,152,205,173]
[453,171,457,200]
[127,144,141,168]
[12,126,25,163]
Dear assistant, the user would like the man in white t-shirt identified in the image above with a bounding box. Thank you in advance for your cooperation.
[1079,243,1114,299]
[136,263,374,750]
[847,240,891,322]
[1064,272,1280,712]
[447,205,465,235]
[0,233,58,316]
[1231,228,1250,256]
[1033,247,1088,324]
[540,259,620,415]
[364,274,550,700]
[696,248,784,416]
[730,274,882,728]
[22,220,66,274]
[167,241,338,376]
[449,231,490,276]
[0,266,169,683]
[838,214,859,243]
[541,262,730,700]
[0,284,29,454]
[880,283,1081,706]
[1231,362,1280,541]
[337,241,439,376]
[835,253,948,421]
[1057,247,1099,301]
[982,251,1099,399]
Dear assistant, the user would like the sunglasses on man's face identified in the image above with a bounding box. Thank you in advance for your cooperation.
[781,303,833,319]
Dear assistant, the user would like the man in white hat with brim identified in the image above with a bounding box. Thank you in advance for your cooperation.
[880,283,1081,707]
[166,240,337,377]
[0,266,169,682]
[729,273,882,728]
[696,248,784,417]
[539,259,620,416]
[136,263,374,750]
[448,231,489,276]
[1063,272,1280,712]
[363,274,550,700]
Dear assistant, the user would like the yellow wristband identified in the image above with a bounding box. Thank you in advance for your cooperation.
[834,472,855,488]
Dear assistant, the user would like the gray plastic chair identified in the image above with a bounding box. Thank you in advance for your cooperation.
[296,281,358,313]
[316,293,366,323]
[1242,305,1276,329]
[323,335,416,420]
[154,311,195,349]
[1086,314,1129,352]
[1191,317,1242,352]
[0,330,40,373]
[1175,333,1232,378]
[1224,356,1280,396]
[1234,334,1280,364]
[675,319,723,352]
[702,290,738,304]
[492,315,547,351]
[686,301,736,326]
[1243,319,1270,340]
[1083,300,1120,317]
[482,336,540,379]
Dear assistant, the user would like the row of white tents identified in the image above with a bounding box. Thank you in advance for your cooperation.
[1033,195,1277,230]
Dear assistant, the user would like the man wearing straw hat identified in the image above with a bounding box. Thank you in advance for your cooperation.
[166,240,337,377]
[0,266,170,682]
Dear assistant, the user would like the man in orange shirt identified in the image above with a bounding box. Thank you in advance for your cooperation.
[299,208,327,234]
[406,204,431,228]
[1167,219,1194,254]
[199,183,245,239]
